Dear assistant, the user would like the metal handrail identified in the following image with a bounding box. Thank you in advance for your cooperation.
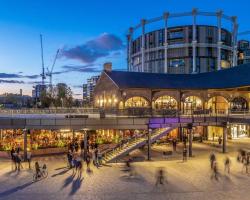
[0,108,250,118]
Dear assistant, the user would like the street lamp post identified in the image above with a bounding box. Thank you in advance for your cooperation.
[147,127,152,161]
[187,123,193,157]
[222,122,229,153]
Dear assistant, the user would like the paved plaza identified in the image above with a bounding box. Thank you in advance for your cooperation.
[0,142,250,200]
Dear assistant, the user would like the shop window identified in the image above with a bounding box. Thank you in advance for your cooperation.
[231,97,248,111]
[184,96,203,114]
[125,97,149,108]
[207,96,229,114]
[0,129,25,151]
[154,96,177,110]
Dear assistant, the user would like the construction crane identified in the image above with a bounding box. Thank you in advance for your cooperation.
[46,49,60,93]
[40,34,46,85]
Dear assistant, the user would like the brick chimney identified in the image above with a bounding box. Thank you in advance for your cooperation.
[103,62,112,72]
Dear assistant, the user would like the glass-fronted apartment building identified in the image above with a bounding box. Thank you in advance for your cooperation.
[130,25,232,73]
[127,9,238,74]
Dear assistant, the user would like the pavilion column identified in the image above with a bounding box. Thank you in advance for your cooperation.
[188,123,193,157]
[147,127,152,161]
[192,8,197,73]
[72,129,75,140]
[23,129,27,161]
[141,19,146,72]
[223,125,228,153]
[217,10,223,70]
[163,12,169,73]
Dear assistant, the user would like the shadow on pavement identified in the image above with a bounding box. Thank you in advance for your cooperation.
[0,181,35,197]
[62,173,76,189]
[69,176,84,196]
[55,167,68,171]
[51,168,70,177]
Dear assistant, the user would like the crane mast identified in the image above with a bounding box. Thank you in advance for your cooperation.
[40,34,46,85]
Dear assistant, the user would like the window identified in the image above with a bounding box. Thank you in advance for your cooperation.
[231,97,248,111]
[244,49,250,57]
[221,31,226,41]
[169,59,185,68]
[154,96,177,110]
[169,31,184,39]
[207,37,213,44]
[125,97,149,108]
[158,30,164,45]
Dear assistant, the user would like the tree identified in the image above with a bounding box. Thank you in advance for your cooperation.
[40,90,53,108]
[55,83,73,107]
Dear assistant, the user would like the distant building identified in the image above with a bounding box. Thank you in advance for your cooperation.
[0,93,33,108]
[83,75,100,106]
[32,84,46,100]
[238,40,250,65]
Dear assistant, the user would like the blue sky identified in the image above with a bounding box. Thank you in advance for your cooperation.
[0,0,250,97]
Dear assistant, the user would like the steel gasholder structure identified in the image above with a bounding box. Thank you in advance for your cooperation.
[127,9,238,74]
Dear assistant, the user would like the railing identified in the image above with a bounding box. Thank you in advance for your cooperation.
[103,133,147,160]
[0,108,250,118]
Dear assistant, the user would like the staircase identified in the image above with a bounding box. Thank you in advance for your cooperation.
[102,127,175,163]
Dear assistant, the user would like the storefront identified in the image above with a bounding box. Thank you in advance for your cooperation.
[0,128,146,157]
[207,126,223,141]
[153,96,177,110]
[183,96,203,114]
[230,124,249,139]
[0,129,84,157]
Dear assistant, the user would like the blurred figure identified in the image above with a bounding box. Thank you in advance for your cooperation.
[183,147,187,162]
[27,151,32,169]
[211,161,219,181]
[172,138,177,152]
[218,136,222,145]
[243,154,250,173]
[155,168,166,186]
[224,156,231,174]
[209,153,216,169]
[86,151,91,173]
[67,150,73,168]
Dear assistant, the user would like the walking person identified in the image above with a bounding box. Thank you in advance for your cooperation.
[67,150,73,168]
[172,138,177,152]
[224,156,231,174]
[86,151,91,172]
[218,136,222,145]
[210,153,216,169]
[155,168,166,186]
[183,147,187,162]
[243,154,250,173]
[16,153,23,171]
[10,147,16,171]
[27,151,32,169]
[211,161,219,181]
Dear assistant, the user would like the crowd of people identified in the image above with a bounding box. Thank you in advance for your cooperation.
[209,149,250,181]
[10,146,24,171]
[66,140,103,177]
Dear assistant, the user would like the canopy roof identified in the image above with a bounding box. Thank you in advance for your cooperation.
[104,64,250,90]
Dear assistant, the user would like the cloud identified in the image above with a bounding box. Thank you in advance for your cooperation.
[0,73,22,78]
[24,75,40,79]
[0,79,24,84]
[61,33,125,63]
[0,73,40,79]
[61,64,101,73]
